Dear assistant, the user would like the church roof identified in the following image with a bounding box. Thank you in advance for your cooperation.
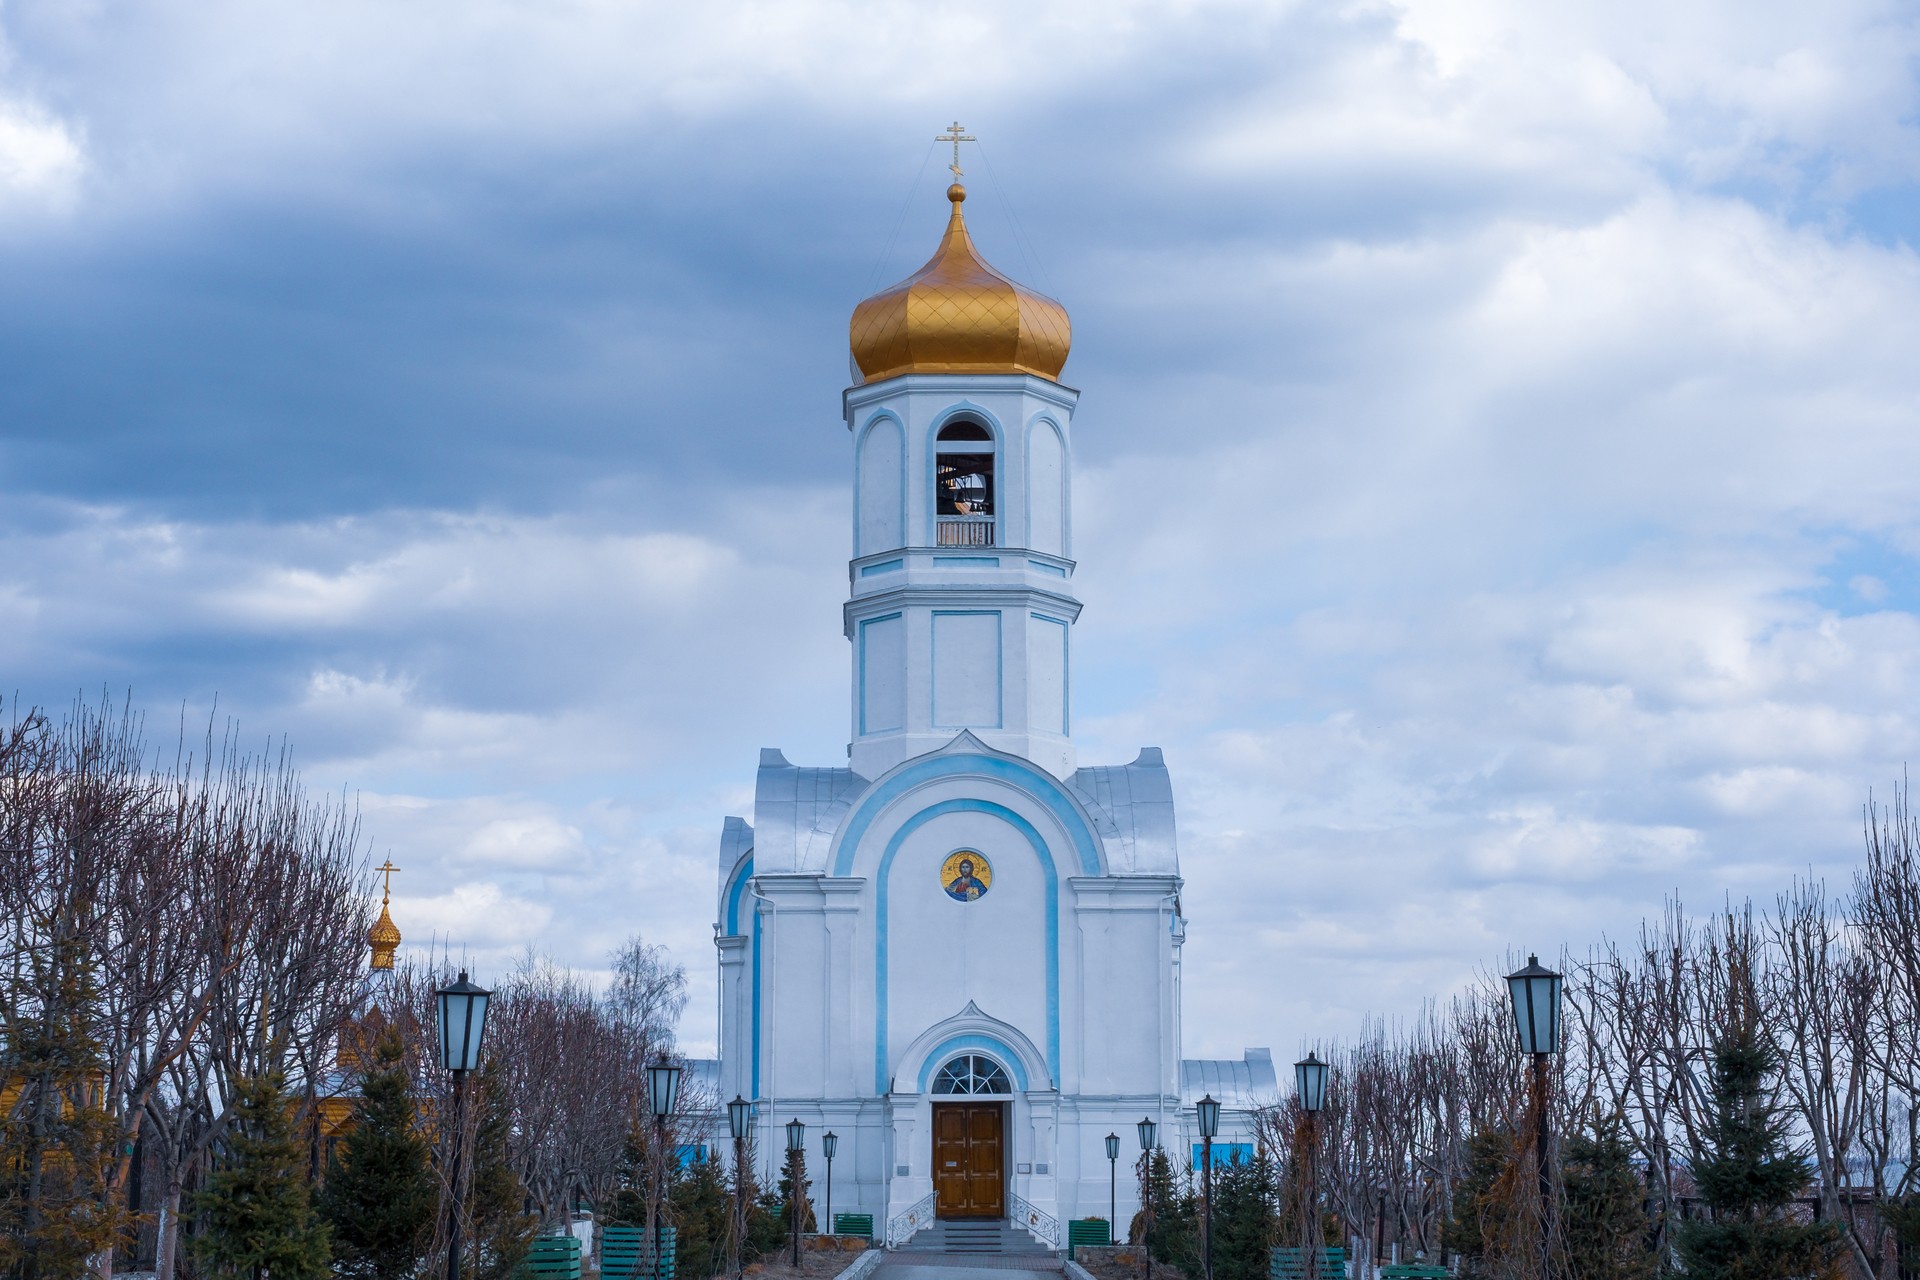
[1069,748,1179,876]
[1180,1048,1280,1109]
[737,740,1180,877]
[849,184,1071,385]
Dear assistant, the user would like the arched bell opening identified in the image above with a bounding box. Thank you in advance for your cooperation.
[935,419,995,546]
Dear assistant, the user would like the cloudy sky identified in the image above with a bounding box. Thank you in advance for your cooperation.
[4,0,1919,1060]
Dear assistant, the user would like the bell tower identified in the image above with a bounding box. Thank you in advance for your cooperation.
[843,178,1080,780]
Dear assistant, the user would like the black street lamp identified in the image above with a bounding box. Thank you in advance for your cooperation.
[1105,1133,1120,1244]
[1294,1053,1329,1280]
[822,1132,838,1237]
[1136,1116,1157,1280]
[727,1097,752,1280]
[435,971,492,1280]
[1196,1095,1221,1280]
[1506,954,1565,1279]
[645,1056,683,1280]
[785,1118,807,1267]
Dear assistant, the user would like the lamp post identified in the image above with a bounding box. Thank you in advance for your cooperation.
[646,1055,683,1280]
[1196,1095,1221,1280]
[727,1097,752,1280]
[1294,1053,1329,1280]
[1137,1116,1157,1280]
[435,971,492,1280]
[1506,954,1565,1280]
[822,1132,838,1237]
[1105,1133,1120,1244]
[785,1118,806,1268]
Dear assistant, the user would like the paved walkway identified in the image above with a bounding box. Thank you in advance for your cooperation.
[875,1257,1063,1276]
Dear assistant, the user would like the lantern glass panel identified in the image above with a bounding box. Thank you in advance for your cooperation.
[786,1118,806,1153]
[1506,955,1566,1055]
[1105,1133,1120,1161]
[1197,1095,1221,1140]
[823,1132,838,1160]
[435,972,491,1073]
[647,1058,683,1118]
[727,1096,752,1141]
[1137,1116,1156,1151]
[1295,1052,1329,1113]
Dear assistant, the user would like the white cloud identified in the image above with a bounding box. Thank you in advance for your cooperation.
[4,0,1920,1063]
[0,96,82,212]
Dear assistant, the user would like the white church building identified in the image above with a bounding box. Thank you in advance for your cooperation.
[709,174,1275,1248]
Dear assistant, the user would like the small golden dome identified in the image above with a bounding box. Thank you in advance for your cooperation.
[849,183,1071,384]
[368,903,401,971]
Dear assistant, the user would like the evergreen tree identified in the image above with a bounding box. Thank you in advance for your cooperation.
[1882,1197,1920,1279]
[604,1122,653,1229]
[773,1155,815,1235]
[465,1060,537,1280]
[1557,1117,1655,1280]
[0,937,130,1280]
[319,1029,437,1280]
[666,1152,732,1280]
[192,1072,330,1280]
[1142,1147,1200,1275]
[1674,1019,1843,1280]
[1443,1128,1520,1278]
[1209,1151,1278,1280]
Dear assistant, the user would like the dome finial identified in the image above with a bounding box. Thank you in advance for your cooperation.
[368,858,402,971]
[936,120,975,184]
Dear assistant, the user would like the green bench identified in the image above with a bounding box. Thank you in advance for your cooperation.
[518,1236,582,1280]
[1067,1219,1113,1258]
[1271,1247,1346,1280]
[832,1214,874,1240]
[599,1226,677,1280]
[1379,1266,1447,1280]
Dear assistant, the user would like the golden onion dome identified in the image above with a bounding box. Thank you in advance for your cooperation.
[850,183,1070,384]
[368,902,401,971]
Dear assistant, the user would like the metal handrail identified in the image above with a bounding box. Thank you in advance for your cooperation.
[1009,1192,1060,1248]
[885,1192,936,1247]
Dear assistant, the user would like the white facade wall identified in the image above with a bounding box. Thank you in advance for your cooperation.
[710,364,1236,1246]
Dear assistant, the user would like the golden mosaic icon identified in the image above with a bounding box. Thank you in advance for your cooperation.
[941,850,991,902]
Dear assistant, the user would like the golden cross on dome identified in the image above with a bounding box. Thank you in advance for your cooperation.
[937,121,975,181]
[375,858,400,904]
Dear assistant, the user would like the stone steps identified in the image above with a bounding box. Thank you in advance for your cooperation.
[898,1219,1054,1255]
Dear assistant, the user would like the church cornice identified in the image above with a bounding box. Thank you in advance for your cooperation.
[843,372,1079,422]
[842,584,1084,635]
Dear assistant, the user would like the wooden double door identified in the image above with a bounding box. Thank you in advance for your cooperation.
[932,1102,1004,1219]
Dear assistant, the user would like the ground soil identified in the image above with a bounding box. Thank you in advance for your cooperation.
[741,1242,877,1280]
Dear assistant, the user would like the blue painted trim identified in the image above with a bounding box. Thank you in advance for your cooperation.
[931,610,1003,730]
[751,904,762,1099]
[1026,409,1073,560]
[831,752,1102,879]
[855,412,906,557]
[859,558,905,578]
[874,798,1060,1092]
[1027,559,1068,577]
[915,1033,1031,1092]
[934,556,999,567]
[858,613,905,735]
[724,854,754,935]
[1031,613,1069,737]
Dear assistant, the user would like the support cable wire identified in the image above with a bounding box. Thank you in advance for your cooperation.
[861,140,940,298]
[974,139,1059,299]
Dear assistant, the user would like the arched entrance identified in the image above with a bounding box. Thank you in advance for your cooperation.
[930,1054,1011,1219]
